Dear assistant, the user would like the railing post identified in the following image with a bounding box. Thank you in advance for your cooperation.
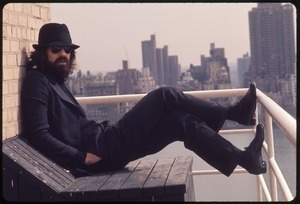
[264,111,278,201]
[256,176,263,201]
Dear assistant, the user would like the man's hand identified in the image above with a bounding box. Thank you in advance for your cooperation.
[84,152,101,165]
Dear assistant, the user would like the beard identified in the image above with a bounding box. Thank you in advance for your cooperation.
[44,56,71,82]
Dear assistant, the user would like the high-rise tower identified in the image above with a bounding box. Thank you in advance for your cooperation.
[141,35,158,84]
[248,3,295,92]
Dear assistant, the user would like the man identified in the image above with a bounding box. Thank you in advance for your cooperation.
[22,23,266,178]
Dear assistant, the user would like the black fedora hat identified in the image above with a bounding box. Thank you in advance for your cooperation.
[32,23,80,50]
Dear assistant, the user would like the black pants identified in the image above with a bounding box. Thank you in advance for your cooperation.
[83,87,240,177]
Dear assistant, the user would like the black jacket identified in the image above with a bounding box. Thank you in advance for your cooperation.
[21,70,90,170]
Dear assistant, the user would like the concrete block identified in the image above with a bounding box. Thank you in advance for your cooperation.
[28,17,36,29]
[13,67,22,79]
[14,3,23,12]
[6,25,12,38]
[2,109,8,124]
[26,29,31,40]
[3,68,14,80]
[21,28,27,39]
[32,5,41,18]
[8,12,19,25]
[40,7,48,20]
[18,15,28,26]
[8,81,15,94]
[30,29,35,41]
[17,27,22,39]
[7,109,13,122]
[3,39,10,52]
[2,55,7,66]
[2,81,9,95]
[23,4,32,15]
[7,54,17,66]
[34,29,39,42]
[3,9,9,23]
[4,95,15,109]
[6,123,19,139]
[8,108,18,122]
[11,27,18,38]
[11,41,20,52]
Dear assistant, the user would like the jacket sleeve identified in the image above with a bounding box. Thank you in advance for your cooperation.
[21,71,85,167]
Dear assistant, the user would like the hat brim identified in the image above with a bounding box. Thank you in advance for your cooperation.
[32,42,80,50]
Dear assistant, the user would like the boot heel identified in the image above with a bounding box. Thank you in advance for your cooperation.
[260,161,267,174]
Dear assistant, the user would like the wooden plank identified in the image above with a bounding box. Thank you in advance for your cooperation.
[5,137,74,188]
[61,172,112,201]
[119,158,157,199]
[142,157,175,197]
[97,160,140,200]
[3,151,69,202]
[17,137,75,181]
[2,142,67,194]
[14,138,75,184]
[165,156,193,195]
[3,153,66,201]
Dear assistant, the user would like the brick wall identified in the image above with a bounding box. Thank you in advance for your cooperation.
[2,3,51,140]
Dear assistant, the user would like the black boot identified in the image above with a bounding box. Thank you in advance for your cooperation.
[227,82,257,126]
[239,124,267,175]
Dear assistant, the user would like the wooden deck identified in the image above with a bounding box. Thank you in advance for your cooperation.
[2,136,195,201]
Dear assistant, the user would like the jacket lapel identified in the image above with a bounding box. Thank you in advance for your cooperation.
[49,81,79,107]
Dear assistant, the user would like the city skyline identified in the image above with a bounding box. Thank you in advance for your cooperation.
[51,2,263,73]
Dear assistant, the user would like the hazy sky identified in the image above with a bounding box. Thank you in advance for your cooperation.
[51,3,262,73]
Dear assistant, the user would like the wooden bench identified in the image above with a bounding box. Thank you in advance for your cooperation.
[2,136,195,201]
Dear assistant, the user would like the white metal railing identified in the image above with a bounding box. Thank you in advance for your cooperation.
[76,88,296,201]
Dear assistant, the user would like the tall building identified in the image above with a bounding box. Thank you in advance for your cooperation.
[156,48,165,86]
[237,53,250,88]
[141,35,158,84]
[168,55,181,87]
[162,46,170,86]
[247,3,295,92]
[142,35,181,87]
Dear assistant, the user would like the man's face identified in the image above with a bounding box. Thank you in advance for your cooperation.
[45,45,72,80]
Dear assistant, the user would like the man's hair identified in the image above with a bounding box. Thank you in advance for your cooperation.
[26,47,77,74]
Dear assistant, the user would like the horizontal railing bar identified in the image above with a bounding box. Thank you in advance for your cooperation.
[184,88,248,98]
[219,128,255,135]
[256,90,296,147]
[76,94,145,105]
[76,88,248,105]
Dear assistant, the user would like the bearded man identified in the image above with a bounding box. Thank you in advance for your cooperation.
[22,23,266,178]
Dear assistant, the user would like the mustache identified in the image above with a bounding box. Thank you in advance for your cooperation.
[55,57,70,64]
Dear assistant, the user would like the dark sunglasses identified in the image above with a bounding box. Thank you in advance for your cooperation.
[50,45,74,54]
